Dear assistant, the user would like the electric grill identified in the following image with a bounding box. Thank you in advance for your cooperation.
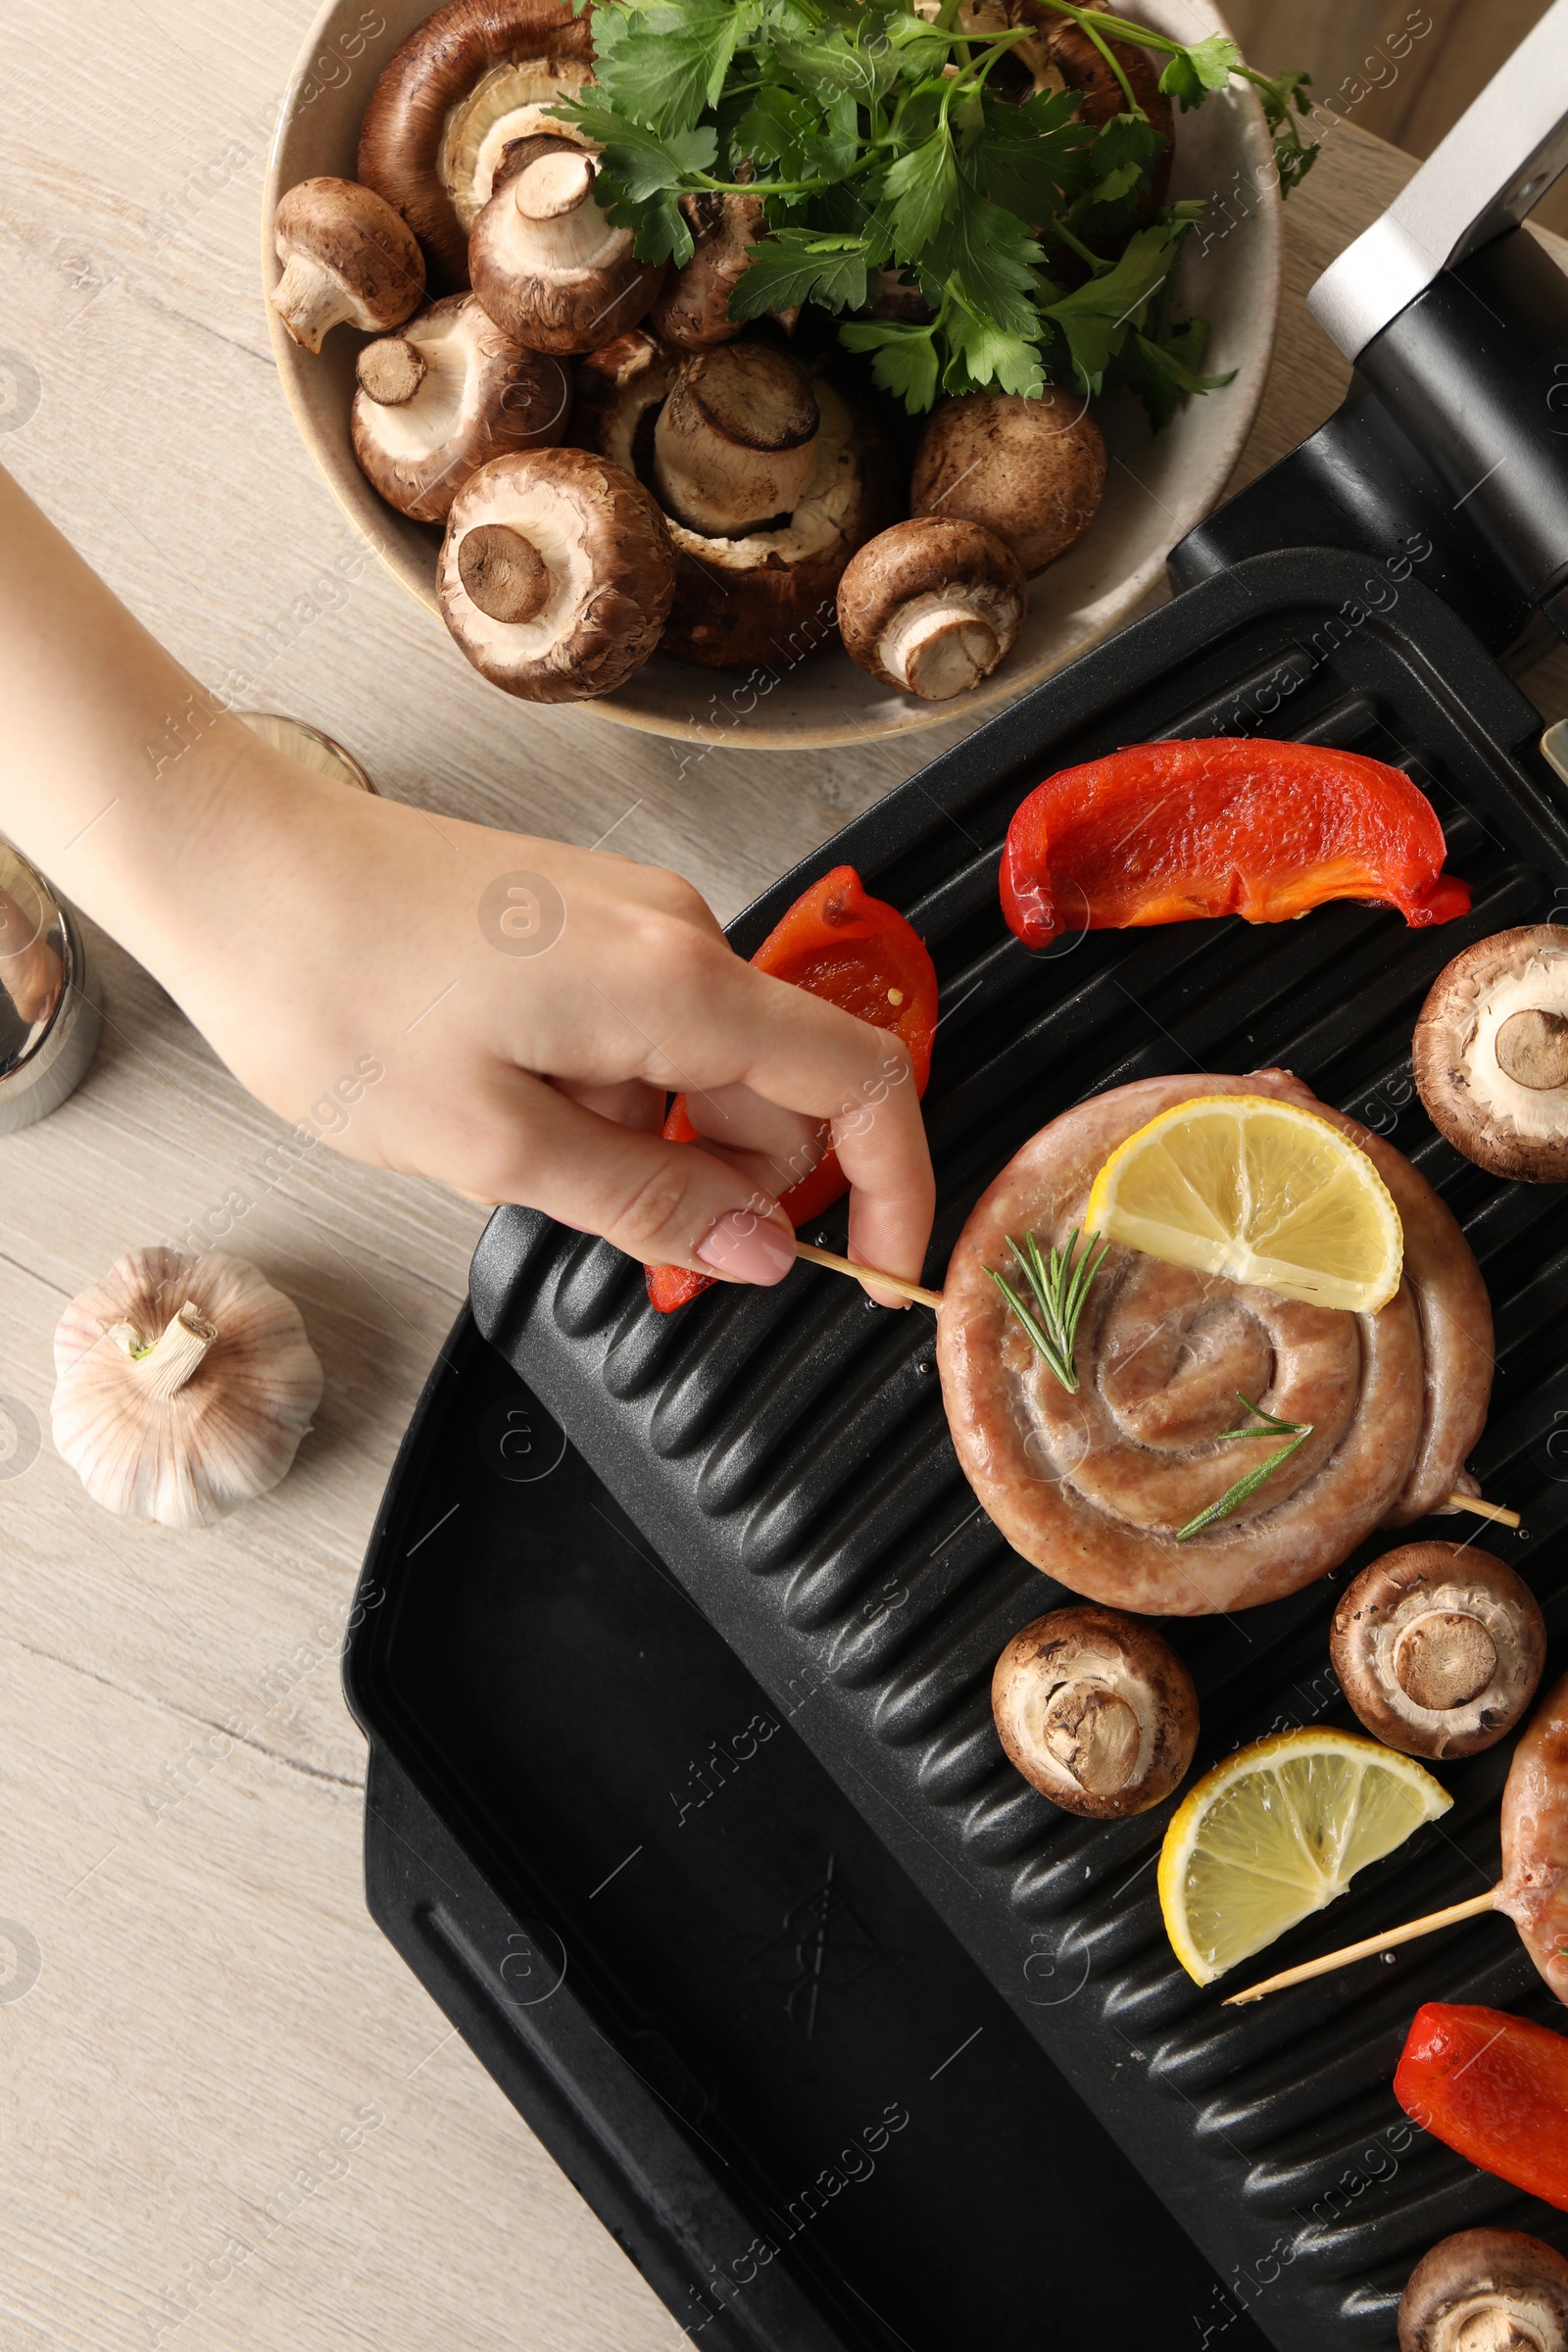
[345,21,1568,2348]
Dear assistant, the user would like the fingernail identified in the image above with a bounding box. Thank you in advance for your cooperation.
[696,1209,796,1285]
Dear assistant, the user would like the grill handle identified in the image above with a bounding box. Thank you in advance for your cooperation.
[1309,0,1568,361]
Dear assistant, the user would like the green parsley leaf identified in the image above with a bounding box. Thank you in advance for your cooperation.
[1158,32,1240,110]
[591,0,749,137]
[975,89,1094,224]
[1043,221,1181,392]
[839,317,942,411]
[925,174,1043,342]
[1113,323,1232,429]
[944,307,1046,399]
[884,131,957,263]
[729,227,876,317]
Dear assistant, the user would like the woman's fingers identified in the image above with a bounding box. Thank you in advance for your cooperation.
[459,1064,798,1280]
[706,963,936,1298]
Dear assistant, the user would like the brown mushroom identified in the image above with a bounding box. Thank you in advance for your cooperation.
[1007,4,1174,216]
[574,332,898,670]
[910,391,1105,577]
[991,1604,1199,1819]
[837,517,1027,701]
[269,178,425,354]
[1398,2229,1568,2352]
[437,446,675,700]
[352,293,570,523]
[357,0,596,290]
[649,192,768,351]
[468,134,665,356]
[652,342,822,534]
[1330,1543,1545,1761]
[1413,925,1568,1181]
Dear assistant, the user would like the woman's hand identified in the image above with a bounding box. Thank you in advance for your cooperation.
[0,466,934,1297]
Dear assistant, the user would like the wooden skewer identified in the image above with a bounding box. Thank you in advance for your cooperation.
[1222,1886,1501,2006]
[1446,1494,1522,1529]
[791,1247,1523,1527]
[793,1240,944,1310]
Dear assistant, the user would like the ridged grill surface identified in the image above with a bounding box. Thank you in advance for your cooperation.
[470,555,1568,2352]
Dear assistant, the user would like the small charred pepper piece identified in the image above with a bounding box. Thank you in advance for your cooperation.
[1395,2002,1568,2214]
[646,865,938,1311]
[1001,737,1471,950]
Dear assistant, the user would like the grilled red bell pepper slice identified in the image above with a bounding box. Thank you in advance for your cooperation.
[1001,737,1472,949]
[1395,2003,1568,2214]
[646,865,938,1311]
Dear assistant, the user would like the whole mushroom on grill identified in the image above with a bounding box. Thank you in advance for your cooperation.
[269,177,425,353]
[352,292,570,522]
[437,445,676,700]
[357,0,596,289]
[468,133,666,356]
[992,1603,1200,1818]
[1398,2229,1568,2352]
[1413,925,1568,1179]
[837,517,1027,701]
[1330,1543,1545,1760]
[910,390,1106,577]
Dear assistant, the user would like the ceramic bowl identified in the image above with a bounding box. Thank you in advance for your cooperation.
[264,0,1282,749]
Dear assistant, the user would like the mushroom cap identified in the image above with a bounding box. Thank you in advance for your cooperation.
[1330,1543,1545,1760]
[652,341,821,534]
[437,445,675,700]
[351,292,570,523]
[1413,924,1568,1181]
[910,390,1106,577]
[573,338,898,670]
[357,0,595,288]
[1398,2229,1568,2352]
[648,192,768,351]
[468,134,666,356]
[837,516,1028,700]
[270,177,425,352]
[991,1603,1199,1819]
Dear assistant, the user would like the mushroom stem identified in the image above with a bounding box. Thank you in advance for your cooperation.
[458,524,550,624]
[1223,1886,1501,2005]
[881,599,1002,700]
[1495,1006,1568,1090]
[514,148,596,223]
[128,1302,219,1402]
[1394,1611,1498,1710]
[357,336,427,407]
[1043,1682,1139,1796]
[653,345,820,536]
[271,255,358,354]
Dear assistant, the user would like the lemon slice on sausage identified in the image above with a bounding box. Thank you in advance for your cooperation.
[1086,1094,1403,1313]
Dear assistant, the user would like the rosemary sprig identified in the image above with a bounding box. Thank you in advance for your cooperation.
[1177,1393,1314,1542]
[989,1227,1108,1394]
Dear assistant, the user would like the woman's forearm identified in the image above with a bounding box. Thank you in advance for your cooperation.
[0,464,280,977]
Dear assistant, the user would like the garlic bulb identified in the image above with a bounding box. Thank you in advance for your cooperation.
[52,1249,323,1529]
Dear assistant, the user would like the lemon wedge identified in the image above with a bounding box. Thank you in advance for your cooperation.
[1157,1728,1451,1985]
[1085,1094,1403,1313]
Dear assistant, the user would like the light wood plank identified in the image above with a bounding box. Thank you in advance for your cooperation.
[2,8,1558,2348]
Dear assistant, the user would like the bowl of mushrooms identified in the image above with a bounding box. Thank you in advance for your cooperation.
[264,0,1285,748]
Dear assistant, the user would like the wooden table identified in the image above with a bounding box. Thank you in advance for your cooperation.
[2,13,1565,2347]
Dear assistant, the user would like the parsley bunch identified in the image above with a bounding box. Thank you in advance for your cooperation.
[560,0,1312,426]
